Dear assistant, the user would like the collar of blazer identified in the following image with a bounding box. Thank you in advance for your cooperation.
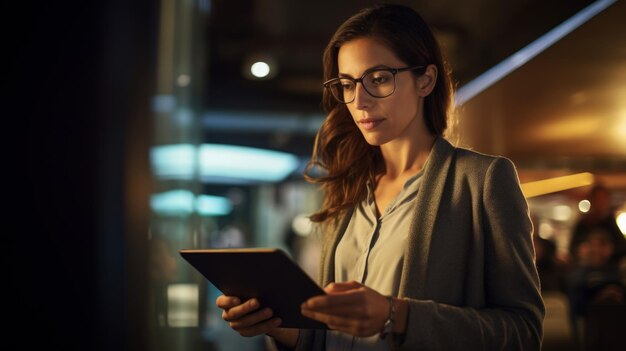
[398,136,454,297]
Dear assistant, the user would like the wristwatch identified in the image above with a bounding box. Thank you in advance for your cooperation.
[380,296,396,339]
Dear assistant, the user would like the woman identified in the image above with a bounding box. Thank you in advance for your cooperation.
[217,4,544,350]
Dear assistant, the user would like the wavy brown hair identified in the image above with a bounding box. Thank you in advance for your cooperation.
[305,4,454,223]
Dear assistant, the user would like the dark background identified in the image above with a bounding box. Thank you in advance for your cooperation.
[8,1,155,349]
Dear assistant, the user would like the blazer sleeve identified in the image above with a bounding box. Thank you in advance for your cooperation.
[396,157,545,351]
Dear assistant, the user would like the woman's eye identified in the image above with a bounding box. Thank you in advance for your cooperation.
[341,82,355,90]
[369,75,388,85]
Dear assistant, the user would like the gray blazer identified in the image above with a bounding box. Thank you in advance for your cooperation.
[287,137,545,350]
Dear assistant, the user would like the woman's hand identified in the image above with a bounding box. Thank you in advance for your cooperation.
[216,295,282,337]
[215,295,299,348]
[300,281,389,337]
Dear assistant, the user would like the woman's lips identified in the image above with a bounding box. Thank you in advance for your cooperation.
[358,118,384,130]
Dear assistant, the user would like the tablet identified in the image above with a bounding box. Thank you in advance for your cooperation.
[179,248,327,329]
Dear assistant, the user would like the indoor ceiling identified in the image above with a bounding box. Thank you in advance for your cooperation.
[201,0,625,193]
[205,0,598,109]
[453,0,625,190]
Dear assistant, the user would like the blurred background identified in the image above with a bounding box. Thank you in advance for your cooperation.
[8,0,625,350]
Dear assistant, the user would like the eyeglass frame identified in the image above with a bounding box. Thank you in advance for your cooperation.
[323,65,426,104]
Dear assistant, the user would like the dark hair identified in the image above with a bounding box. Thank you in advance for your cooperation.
[306,4,454,223]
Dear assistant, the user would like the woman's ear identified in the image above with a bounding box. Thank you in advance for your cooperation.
[415,64,438,97]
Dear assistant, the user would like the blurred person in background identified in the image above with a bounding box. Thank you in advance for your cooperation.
[569,184,626,264]
[566,227,626,349]
[533,233,570,293]
[215,4,544,350]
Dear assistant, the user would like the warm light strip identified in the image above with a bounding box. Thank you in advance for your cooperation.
[521,172,595,198]
[455,0,616,106]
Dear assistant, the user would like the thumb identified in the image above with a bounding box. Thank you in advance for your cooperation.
[324,280,363,294]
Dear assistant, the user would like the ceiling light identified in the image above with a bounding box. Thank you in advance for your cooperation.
[150,144,196,180]
[578,199,591,213]
[151,143,299,183]
[243,53,278,80]
[250,61,271,78]
[520,172,594,198]
[151,190,195,215]
[199,144,298,182]
[150,190,233,216]
[617,212,626,235]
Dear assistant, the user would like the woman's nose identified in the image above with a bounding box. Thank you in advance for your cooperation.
[353,82,372,109]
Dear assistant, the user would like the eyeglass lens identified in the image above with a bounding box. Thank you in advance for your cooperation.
[328,70,396,103]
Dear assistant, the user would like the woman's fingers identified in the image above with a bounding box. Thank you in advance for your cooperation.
[216,295,266,324]
[301,297,378,329]
[214,294,285,338]
[216,295,241,310]
[222,298,262,321]
[301,284,390,337]
[229,307,276,329]
[304,287,366,310]
[324,281,363,293]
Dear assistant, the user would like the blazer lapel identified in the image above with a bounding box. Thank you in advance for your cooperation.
[399,137,455,298]
[319,209,353,286]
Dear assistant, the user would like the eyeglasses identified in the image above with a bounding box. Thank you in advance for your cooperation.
[323,65,425,104]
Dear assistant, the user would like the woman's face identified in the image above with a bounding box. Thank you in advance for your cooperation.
[337,37,426,146]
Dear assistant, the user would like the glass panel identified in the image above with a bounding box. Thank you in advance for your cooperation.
[149,0,210,349]
[148,1,322,350]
